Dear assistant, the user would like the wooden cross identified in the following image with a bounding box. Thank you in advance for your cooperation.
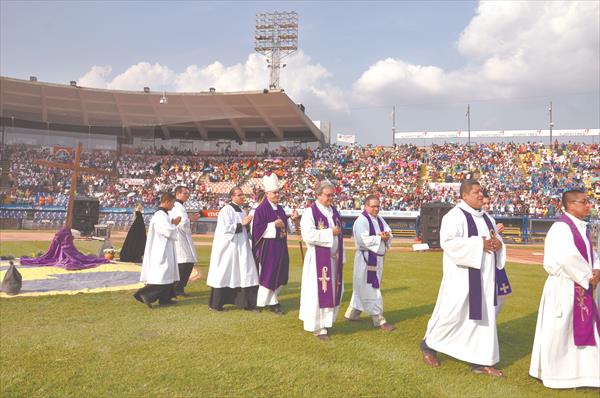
[34,142,117,228]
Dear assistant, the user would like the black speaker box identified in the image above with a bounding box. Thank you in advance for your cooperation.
[420,203,454,248]
[73,197,99,235]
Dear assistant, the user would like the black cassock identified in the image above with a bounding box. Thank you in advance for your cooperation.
[119,211,146,263]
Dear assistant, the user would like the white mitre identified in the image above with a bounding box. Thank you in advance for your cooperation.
[262,173,281,192]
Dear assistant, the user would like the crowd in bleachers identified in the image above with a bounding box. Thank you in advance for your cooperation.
[0,142,598,217]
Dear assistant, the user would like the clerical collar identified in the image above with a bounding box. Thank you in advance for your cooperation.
[316,201,332,213]
[175,199,184,205]
[565,211,587,227]
[157,207,168,214]
[230,203,242,212]
[458,200,483,217]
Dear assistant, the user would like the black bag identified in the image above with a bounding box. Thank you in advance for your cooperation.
[2,261,22,295]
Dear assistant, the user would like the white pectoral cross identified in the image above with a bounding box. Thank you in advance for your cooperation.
[318,266,330,293]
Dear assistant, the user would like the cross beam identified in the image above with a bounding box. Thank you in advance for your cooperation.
[34,142,117,229]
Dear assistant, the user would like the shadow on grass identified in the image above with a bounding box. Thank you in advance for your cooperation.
[420,311,539,371]
[333,302,435,336]
[385,303,435,324]
[497,311,538,368]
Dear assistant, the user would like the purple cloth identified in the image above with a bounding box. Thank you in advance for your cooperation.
[19,228,110,270]
[361,210,385,289]
[251,199,289,290]
[459,210,512,320]
[481,214,512,299]
[460,209,483,320]
[311,203,344,308]
[558,214,600,347]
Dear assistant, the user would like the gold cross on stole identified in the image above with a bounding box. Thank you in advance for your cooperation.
[318,266,330,293]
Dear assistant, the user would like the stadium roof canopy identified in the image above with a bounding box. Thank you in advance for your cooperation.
[0,76,325,143]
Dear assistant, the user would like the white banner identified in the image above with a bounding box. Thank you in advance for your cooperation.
[395,128,599,139]
[336,133,356,143]
[120,178,146,186]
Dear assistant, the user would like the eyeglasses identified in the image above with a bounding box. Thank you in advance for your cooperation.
[570,199,591,205]
[320,193,335,198]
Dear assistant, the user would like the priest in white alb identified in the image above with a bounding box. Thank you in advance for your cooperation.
[134,193,181,308]
[529,189,600,389]
[170,185,200,297]
[420,179,506,377]
[206,186,259,311]
[344,194,395,331]
[299,180,345,340]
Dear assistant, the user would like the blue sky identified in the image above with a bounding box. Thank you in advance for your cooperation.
[2,1,599,144]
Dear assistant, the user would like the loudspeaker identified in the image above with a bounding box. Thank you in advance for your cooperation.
[420,203,453,248]
[73,197,99,235]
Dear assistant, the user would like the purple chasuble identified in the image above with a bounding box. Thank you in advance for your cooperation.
[19,228,110,270]
[311,203,344,308]
[251,199,290,290]
[361,210,385,288]
[558,214,600,347]
[460,209,512,320]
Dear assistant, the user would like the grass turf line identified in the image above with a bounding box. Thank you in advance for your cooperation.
[0,240,596,397]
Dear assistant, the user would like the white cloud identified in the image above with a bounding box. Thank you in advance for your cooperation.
[78,65,112,89]
[76,52,348,113]
[108,62,176,91]
[353,1,599,106]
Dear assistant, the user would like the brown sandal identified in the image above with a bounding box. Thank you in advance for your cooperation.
[471,366,504,377]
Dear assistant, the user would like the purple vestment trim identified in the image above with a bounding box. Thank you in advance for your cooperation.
[460,209,484,321]
[558,214,600,347]
[361,210,385,289]
[311,203,344,308]
[251,199,289,290]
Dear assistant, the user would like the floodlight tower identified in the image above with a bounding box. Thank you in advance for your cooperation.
[255,11,298,90]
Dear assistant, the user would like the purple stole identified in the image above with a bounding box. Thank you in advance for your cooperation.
[460,209,512,321]
[251,199,290,290]
[311,203,344,308]
[558,214,600,346]
[361,210,385,288]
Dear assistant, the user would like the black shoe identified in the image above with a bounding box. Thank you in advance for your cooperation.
[134,293,153,309]
[208,306,225,312]
[270,304,285,315]
[158,300,178,307]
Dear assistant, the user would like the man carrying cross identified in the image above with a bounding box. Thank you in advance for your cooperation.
[420,179,506,377]
[299,180,345,340]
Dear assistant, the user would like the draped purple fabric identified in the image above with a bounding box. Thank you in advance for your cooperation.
[19,228,110,270]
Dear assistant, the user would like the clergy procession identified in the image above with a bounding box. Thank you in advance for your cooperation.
[135,175,599,389]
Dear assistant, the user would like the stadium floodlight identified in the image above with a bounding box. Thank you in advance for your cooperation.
[159,91,168,105]
[255,11,298,90]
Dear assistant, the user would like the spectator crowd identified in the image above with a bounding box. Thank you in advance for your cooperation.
[1,141,598,217]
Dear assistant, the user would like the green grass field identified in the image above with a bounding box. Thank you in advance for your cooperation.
[0,239,596,397]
